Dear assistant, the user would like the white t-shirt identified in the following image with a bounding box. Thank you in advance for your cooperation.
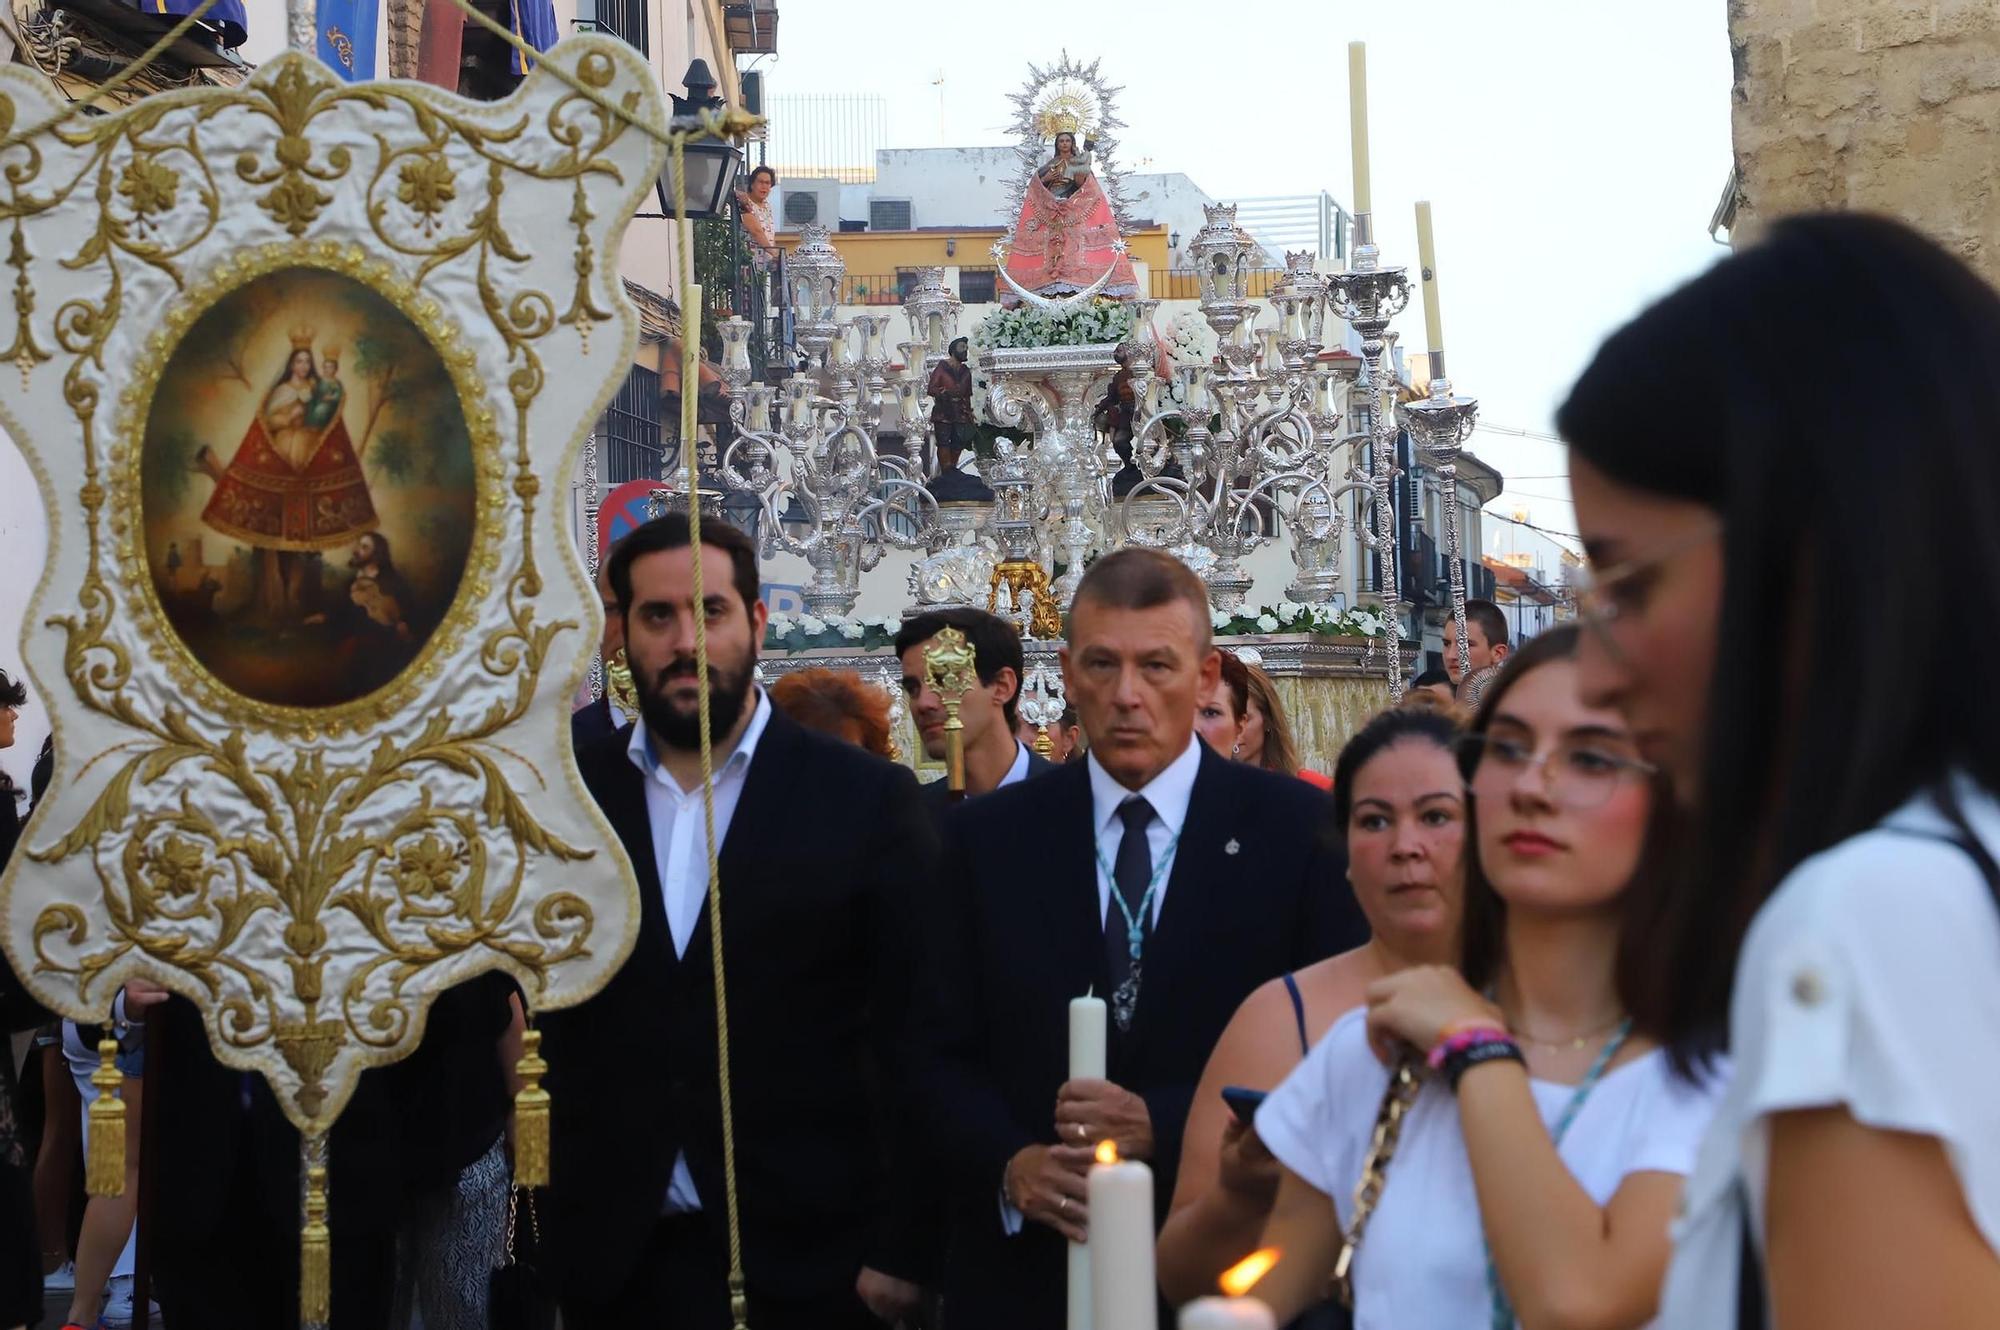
[1659,782,2000,1326]
[1259,1007,1725,1330]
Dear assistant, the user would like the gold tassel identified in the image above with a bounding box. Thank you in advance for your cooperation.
[300,1163,330,1323]
[512,1029,550,1188]
[85,1040,125,1197]
[728,1272,750,1330]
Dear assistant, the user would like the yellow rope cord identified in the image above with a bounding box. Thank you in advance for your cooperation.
[0,0,222,154]
[671,138,750,1330]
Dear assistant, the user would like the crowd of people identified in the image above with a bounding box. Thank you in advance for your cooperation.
[0,210,1991,1330]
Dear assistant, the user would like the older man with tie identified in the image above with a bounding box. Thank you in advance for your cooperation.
[918,547,1364,1329]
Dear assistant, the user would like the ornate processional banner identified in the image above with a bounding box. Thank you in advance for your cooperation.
[0,38,657,1134]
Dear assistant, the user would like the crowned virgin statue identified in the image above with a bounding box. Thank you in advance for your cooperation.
[1001,123,1139,307]
[196,326,379,620]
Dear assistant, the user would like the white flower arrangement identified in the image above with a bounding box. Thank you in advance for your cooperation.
[977,300,1137,351]
[758,601,1388,654]
[1212,604,1389,640]
[764,612,909,653]
[1167,310,1217,372]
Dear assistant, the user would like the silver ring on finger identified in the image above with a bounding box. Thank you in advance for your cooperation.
[1059,1196,1071,1214]
[1076,1123,1088,1142]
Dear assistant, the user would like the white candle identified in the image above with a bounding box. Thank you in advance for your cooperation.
[1089,1146,1157,1330]
[1070,995,1106,1080]
[1415,200,1444,355]
[1347,43,1371,216]
[1179,1298,1275,1330]
[1069,995,1107,1330]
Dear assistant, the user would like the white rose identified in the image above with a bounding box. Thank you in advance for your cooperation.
[798,614,827,634]
[875,615,901,633]
[1210,609,1231,629]
[1276,601,1302,623]
[767,614,794,635]
[838,620,865,640]
[1255,614,1280,633]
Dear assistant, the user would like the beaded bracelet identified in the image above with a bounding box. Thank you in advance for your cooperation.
[1425,1024,1512,1074]
[1443,1036,1525,1091]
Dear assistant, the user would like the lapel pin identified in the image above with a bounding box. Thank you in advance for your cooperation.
[1224,838,1240,856]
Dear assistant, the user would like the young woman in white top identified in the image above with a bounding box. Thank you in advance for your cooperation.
[1560,212,2000,1329]
[1252,626,1726,1329]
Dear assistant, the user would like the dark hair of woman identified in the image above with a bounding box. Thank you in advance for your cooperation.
[1557,212,2000,1070]
[1330,705,1460,828]
[1453,625,1682,1025]
[1214,648,1249,720]
[1054,131,1076,155]
[748,164,777,188]
[0,671,23,709]
[276,346,318,390]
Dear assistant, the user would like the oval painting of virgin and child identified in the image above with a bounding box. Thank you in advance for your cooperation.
[139,267,478,709]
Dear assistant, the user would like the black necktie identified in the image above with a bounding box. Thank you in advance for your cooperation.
[1106,797,1155,1025]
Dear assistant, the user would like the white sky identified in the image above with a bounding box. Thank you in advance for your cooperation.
[751,0,1735,544]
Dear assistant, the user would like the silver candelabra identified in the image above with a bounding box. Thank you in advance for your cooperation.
[1399,355,1480,683]
[1326,211,1413,702]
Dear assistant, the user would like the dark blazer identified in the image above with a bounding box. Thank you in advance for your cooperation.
[570,694,621,751]
[919,743,1361,1329]
[917,746,1059,812]
[150,971,515,1238]
[542,707,939,1301]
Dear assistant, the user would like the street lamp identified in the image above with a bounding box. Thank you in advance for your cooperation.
[650,59,742,220]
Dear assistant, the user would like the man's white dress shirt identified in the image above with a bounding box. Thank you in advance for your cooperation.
[625,688,773,1213]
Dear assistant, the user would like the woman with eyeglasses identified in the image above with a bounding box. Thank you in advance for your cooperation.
[1248,627,1726,1329]
[1560,213,2000,1329]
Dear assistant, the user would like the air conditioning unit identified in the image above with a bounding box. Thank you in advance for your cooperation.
[740,71,767,140]
[778,177,841,231]
[869,198,914,232]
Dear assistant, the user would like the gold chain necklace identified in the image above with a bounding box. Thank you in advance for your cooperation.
[1510,1012,1629,1054]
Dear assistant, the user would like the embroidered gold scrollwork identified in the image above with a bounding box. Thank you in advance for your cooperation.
[1,41,660,1125]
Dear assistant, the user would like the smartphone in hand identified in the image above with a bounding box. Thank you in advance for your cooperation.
[1220,1085,1268,1122]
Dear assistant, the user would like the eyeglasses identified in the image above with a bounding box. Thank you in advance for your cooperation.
[1571,518,1722,663]
[1461,733,1657,810]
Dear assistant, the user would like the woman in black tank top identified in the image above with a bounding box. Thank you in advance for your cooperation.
[1158,709,1468,1315]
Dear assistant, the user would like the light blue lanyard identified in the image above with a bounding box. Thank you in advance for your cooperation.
[1485,1019,1633,1330]
[1092,827,1181,962]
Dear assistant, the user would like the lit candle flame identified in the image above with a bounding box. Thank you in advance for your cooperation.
[1095,1139,1119,1166]
[1219,1248,1280,1298]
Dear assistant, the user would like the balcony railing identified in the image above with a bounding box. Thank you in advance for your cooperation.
[840,272,918,305]
[1148,267,1289,300]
